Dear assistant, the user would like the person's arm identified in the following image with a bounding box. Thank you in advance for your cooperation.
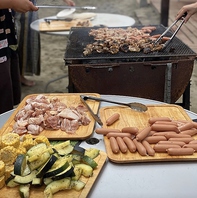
[0,0,38,12]
[176,2,197,23]
[63,0,75,6]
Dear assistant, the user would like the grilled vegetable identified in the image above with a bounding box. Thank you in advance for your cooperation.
[36,154,58,178]
[84,148,100,159]
[44,160,69,178]
[0,160,5,177]
[5,175,19,187]
[14,154,27,176]
[0,175,5,189]
[52,165,74,180]
[75,164,93,177]
[82,155,98,169]
[14,170,37,184]
[44,178,71,196]
[32,177,42,186]
[1,133,20,148]
[28,151,51,171]
[71,180,85,191]
[19,184,30,198]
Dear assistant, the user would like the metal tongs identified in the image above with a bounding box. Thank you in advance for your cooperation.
[37,5,97,10]
[154,12,187,50]
[80,95,103,126]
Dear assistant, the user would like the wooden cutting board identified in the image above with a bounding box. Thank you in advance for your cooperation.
[39,20,92,32]
[0,93,100,140]
[1,151,107,198]
[99,104,197,163]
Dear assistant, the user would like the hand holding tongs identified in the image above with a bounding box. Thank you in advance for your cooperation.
[154,12,187,50]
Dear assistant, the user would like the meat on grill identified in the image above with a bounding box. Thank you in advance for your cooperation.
[83,26,168,56]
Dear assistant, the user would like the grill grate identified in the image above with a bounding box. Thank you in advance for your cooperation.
[64,25,196,61]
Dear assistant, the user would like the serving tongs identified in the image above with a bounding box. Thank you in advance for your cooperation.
[81,95,148,112]
[80,95,103,126]
[37,5,97,10]
[154,12,187,50]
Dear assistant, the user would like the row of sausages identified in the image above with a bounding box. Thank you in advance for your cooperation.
[95,115,197,156]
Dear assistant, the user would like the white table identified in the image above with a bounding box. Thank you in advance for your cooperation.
[30,13,136,35]
[1,95,197,198]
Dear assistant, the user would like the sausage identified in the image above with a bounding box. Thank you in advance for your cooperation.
[151,34,161,38]
[109,137,119,154]
[157,140,185,147]
[153,144,181,153]
[144,135,167,144]
[142,140,155,156]
[180,129,197,136]
[148,131,156,136]
[153,131,177,136]
[192,121,197,128]
[162,36,170,41]
[121,127,139,135]
[148,117,171,125]
[122,137,136,153]
[106,113,120,126]
[189,140,197,144]
[168,137,194,144]
[151,123,179,133]
[106,132,134,139]
[133,139,147,156]
[116,137,128,153]
[154,121,178,126]
[95,128,121,135]
[178,122,194,132]
[164,133,191,139]
[183,144,197,151]
[136,126,151,141]
[167,147,194,156]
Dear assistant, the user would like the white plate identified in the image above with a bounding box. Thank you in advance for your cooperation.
[56,8,76,19]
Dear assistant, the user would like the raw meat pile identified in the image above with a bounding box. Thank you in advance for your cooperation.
[13,95,91,135]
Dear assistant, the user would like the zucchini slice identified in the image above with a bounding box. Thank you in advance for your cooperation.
[19,184,30,198]
[27,143,47,157]
[52,165,74,180]
[75,164,93,177]
[5,175,19,187]
[81,155,98,169]
[84,148,100,159]
[44,160,69,178]
[54,144,74,156]
[71,180,85,191]
[32,177,42,186]
[28,151,51,171]
[36,154,58,178]
[14,170,37,184]
[71,167,82,181]
[44,178,71,195]
[14,154,27,176]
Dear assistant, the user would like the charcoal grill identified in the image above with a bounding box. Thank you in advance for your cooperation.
[64,25,196,109]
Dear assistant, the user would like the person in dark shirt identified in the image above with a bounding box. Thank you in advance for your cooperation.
[0,0,38,114]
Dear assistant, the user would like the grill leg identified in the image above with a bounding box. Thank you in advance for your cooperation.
[176,81,191,110]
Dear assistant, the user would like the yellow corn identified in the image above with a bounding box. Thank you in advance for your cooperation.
[0,146,17,165]
[1,133,20,148]
[35,135,50,146]
[0,160,5,177]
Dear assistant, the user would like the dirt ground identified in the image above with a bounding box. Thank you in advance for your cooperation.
[21,0,197,113]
